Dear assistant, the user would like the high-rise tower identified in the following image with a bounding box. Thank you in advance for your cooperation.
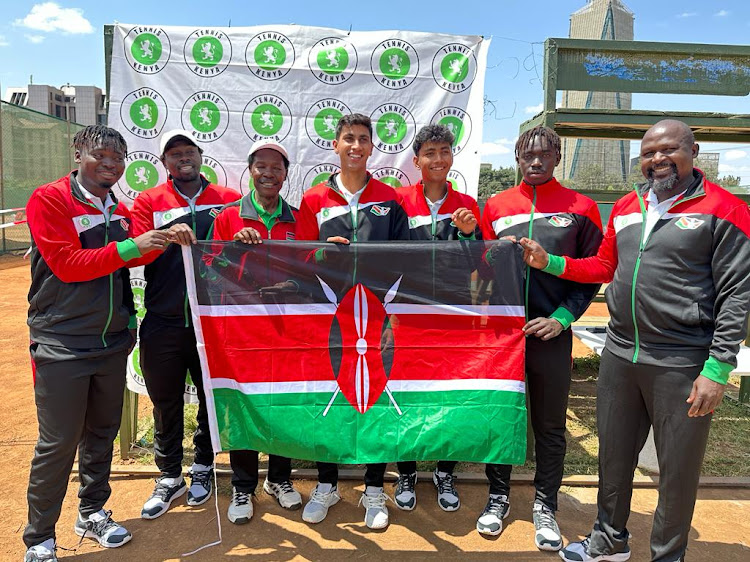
[559,0,634,184]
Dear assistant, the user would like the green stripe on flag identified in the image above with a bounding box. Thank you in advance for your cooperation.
[213,388,527,465]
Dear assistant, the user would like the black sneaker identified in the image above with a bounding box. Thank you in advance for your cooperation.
[187,465,213,506]
[433,470,460,511]
[141,477,187,519]
[394,472,417,511]
[476,494,510,536]
[74,509,132,548]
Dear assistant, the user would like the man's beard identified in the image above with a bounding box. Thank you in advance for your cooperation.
[647,165,679,194]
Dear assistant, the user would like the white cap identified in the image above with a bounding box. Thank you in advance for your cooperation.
[247,139,289,162]
[159,129,199,156]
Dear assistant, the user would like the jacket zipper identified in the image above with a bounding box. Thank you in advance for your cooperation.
[629,190,704,363]
[524,188,537,322]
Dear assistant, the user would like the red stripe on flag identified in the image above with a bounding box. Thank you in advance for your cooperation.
[200,312,525,384]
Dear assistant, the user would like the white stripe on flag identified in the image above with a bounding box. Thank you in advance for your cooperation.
[210,378,525,394]
[198,303,524,318]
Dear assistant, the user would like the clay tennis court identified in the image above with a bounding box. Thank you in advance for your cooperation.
[1,255,748,560]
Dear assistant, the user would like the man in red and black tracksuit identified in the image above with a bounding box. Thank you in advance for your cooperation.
[480,126,603,550]
[24,126,170,561]
[130,130,239,520]
[296,113,409,530]
[209,140,303,525]
[393,124,481,514]
[522,120,750,562]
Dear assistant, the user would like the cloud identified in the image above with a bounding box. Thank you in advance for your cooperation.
[480,139,515,156]
[0,35,9,47]
[14,2,93,34]
[725,149,747,161]
[524,103,543,115]
[714,10,729,17]
[677,12,697,18]
[25,34,45,44]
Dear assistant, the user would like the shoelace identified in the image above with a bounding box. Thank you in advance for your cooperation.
[435,473,457,494]
[275,481,296,495]
[190,469,212,486]
[535,505,557,529]
[359,492,392,509]
[397,474,416,493]
[309,486,335,503]
[232,489,250,506]
[75,510,118,549]
[484,495,508,516]
[151,480,175,501]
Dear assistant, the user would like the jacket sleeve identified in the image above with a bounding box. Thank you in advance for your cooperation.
[126,192,163,267]
[296,195,320,241]
[480,200,498,241]
[550,201,604,327]
[704,203,750,378]
[390,193,410,241]
[547,205,618,284]
[470,200,483,240]
[26,186,128,283]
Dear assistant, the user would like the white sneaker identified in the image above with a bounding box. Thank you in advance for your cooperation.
[476,494,510,536]
[394,472,417,511]
[360,486,390,530]
[533,501,562,551]
[302,483,340,524]
[24,538,57,562]
[433,470,460,511]
[74,509,132,548]
[141,476,186,519]
[264,479,302,510]
[227,487,253,524]
[558,537,631,561]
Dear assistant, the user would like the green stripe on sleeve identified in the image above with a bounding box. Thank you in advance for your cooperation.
[116,239,142,261]
[700,356,733,385]
[542,253,566,277]
[549,306,575,330]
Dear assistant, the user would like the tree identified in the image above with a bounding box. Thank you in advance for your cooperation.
[478,165,516,199]
[718,175,741,188]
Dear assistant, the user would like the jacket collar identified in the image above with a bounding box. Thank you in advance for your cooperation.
[416,181,456,213]
[238,192,296,223]
[69,171,120,208]
[637,168,705,202]
[519,177,562,198]
[167,175,210,200]
[326,172,372,202]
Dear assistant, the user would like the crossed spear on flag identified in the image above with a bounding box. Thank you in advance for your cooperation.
[317,275,404,417]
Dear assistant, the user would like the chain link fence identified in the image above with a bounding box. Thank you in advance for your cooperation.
[0,101,84,254]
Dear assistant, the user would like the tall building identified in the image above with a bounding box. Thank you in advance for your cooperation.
[559,0,634,185]
[3,84,107,126]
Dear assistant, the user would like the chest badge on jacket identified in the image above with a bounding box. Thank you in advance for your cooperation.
[548,215,572,228]
[370,205,391,217]
[674,216,704,230]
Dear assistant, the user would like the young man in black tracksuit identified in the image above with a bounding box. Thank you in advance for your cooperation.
[130,130,239,520]
[480,126,603,550]
[522,119,750,562]
[23,126,169,561]
[296,113,409,530]
[392,124,481,513]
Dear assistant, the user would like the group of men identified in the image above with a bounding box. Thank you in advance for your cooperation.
[22,114,750,562]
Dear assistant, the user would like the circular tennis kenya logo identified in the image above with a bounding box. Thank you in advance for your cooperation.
[116,151,165,203]
[246,31,295,80]
[431,107,472,155]
[124,26,171,74]
[305,99,351,150]
[200,155,227,186]
[120,88,168,139]
[373,167,411,188]
[370,39,419,89]
[432,43,477,93]
[181,91,229,142]
[242,94,292,142]
[447,169,468,194]
[371,103,415,154]
[184,29,231,77]
[308,37,357,84]
[303,163,340,189]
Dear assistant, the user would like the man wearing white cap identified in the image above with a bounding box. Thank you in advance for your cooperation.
[130,130,240,520]
[207,139,303,524]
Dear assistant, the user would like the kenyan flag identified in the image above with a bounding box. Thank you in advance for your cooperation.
[183,240,527,464]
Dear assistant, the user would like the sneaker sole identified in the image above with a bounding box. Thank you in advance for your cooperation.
[74,526,132,549]
[558,550,631,562]
[141,485,187,520]
[302,494,340,524]
[395,499,416,511]
[535,538,562,552]
[263,481,302,511]
[228,513,252,525]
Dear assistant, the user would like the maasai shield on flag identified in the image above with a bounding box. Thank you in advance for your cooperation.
[183,240,527,464]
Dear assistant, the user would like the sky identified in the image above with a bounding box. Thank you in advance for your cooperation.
[1,0,748,185]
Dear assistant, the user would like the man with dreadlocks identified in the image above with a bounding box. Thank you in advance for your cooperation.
[23,125,170,561]
[478,126,603,550]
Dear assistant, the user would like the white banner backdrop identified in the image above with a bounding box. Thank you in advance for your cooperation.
[108,23,490,207]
